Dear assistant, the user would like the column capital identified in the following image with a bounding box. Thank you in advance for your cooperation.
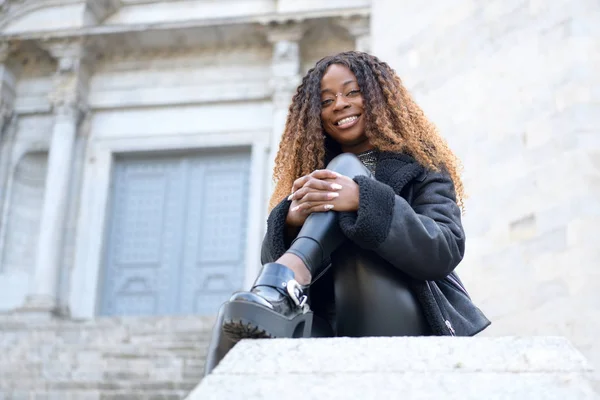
[335,15,370,36]
[262,20,306,44]
[39,38,90,73]
[0,42,17,135]
[84,0,122,24]
[334,15,371,53]
[265,21,302,105]
[39,38,90,121]
[0,42,10,63]
[0,40,20,63]
[267,39,301,109]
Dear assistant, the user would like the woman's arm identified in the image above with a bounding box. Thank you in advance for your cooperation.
[338,171,465,281]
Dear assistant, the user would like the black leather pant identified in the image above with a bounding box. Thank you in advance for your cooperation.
[203,153,429,376]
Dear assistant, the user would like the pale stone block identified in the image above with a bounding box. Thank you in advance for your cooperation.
[522,227,567,257]
[190,337,598,399]
[524,116,555,149]
[278,0,369,14]
[555,85,593,111]
[89,102,273,138]
[509,213,537,242]
[104,0,274,25]
[567,218,600,247]
[3,5,86,34]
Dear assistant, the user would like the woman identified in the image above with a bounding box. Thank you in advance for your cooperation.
[204,51,489,375]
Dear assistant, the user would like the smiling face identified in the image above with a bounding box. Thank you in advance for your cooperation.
[320,64,372,154]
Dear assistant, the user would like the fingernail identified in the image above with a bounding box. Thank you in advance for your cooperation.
[287,194,293,201]
[327,192,340,199]
[324,204,335,210]
[331,184,343,190]
[291,206,300,212]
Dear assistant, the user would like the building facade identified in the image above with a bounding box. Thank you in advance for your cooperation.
[0,0,599,377]
[0,0,368,319]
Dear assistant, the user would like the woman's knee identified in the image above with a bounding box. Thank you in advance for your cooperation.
[326,153,371,178]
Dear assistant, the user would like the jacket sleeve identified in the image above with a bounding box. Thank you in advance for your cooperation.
[260,197,293,264]
[338,171,465,281]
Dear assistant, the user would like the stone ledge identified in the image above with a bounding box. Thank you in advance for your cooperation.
[189,337,599,400]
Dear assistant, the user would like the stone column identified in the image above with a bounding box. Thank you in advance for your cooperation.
[0,41,18,262]
[336,15,371,53]
[0,41,16,136]
[264,22,305,199]
[22,39,89,316]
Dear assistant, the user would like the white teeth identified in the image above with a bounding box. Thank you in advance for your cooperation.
[337,116,358,126]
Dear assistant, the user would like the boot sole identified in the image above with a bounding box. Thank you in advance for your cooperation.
[222,300,313,343]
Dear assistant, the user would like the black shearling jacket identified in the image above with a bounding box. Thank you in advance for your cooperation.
[261,152,490,336]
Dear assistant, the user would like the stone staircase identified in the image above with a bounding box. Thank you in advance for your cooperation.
[0,316,215,400]
[3,317,598,400]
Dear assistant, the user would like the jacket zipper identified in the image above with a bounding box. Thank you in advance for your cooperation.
[427,281,456,336]
[445,320,456,336]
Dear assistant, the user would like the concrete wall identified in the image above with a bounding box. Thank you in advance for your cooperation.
[373,0,600,372]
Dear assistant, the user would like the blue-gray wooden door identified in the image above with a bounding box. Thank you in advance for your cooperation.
[99,149,251,316]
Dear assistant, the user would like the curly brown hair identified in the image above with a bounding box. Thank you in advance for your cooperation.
[269,51,465,211]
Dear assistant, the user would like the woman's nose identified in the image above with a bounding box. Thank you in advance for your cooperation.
[333,95,350,110]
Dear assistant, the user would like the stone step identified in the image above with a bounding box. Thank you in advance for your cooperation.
[0,380,198,391]
[1,390,190,400]
[0,316,214,400]
[1,344,209,357]
[190,336,599,400]
[0,316,215,330]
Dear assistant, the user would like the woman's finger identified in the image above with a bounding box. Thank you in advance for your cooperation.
[307,203,335,213]
[303,177,343,191]
[289,170,342,201]
[290,201,335,214]
[291,174,311,194]
[289,186,308,201]
[291,184,335,202]
[289,179,341,201]
[300,191,340,202]
[310,169,341,180]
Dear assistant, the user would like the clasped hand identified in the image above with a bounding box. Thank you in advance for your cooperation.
[285,169,360,228]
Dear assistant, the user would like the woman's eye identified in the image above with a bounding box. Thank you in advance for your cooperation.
[321,99,334,106]
[347,89,361,97]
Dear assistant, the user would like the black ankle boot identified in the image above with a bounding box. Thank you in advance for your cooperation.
[221,263,313,342]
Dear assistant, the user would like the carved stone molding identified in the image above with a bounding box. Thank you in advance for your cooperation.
[0,41,9,63]
[39,38,89,72]
[262,21,307,44]
[334,15,371,52]
[0,40,22,63]
[38,38,90,121]
[94,40,271,67]
[265,22,303,109]
[85,0,121,24]
[0,42,17,135]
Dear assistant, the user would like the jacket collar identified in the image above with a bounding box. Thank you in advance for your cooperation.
[375,151,425,194]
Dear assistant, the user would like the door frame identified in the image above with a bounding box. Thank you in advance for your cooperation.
[69,130,268,319]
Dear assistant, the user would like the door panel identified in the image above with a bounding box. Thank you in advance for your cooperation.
[180,154,250,314]
[100,149,250,316]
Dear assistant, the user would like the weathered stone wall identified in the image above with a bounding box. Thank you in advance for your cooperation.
[373,0,600,374]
